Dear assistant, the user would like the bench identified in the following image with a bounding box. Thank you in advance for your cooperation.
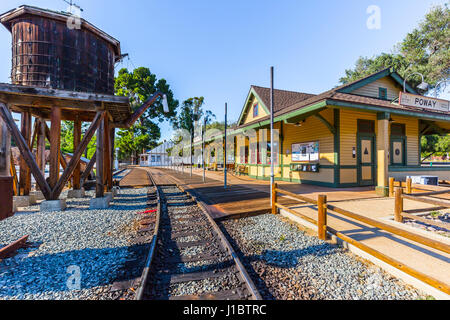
[236,165,249,176]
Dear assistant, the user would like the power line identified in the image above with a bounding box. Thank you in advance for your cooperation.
[63,0,84,13]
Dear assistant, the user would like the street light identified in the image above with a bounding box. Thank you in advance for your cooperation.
[434,80,450,98]
[162,94,169,113]
[403,72,429,93]
[270,67,275,203]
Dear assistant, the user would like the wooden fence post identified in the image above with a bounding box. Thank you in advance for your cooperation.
[394,187,404,223]
[318,195,327,240]
[406,178,412,194]
[389,177,395,197]
[272,183,277,214]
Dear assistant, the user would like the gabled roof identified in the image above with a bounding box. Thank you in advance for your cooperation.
[237,68,448,129]
[0,5,121,58]
[238,86,315,125]
[335,67,418,95]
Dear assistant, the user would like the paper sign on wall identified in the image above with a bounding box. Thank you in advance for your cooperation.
[292,142,319,162]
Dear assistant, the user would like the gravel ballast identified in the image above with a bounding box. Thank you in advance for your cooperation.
[221,214,429,300]
[0,188,150,300]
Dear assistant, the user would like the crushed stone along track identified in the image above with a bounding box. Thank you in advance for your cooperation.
[142,184,259,300]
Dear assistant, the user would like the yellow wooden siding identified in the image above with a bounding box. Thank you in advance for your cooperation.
[283,168,334,183]
[242,96,269,125]
[391,115,419,166]
[352,76,402,101]
[282,109,335,166]
[340,108,377,166]
[340,169,357,184]
[435,121,450,131]
[281,109,335,183]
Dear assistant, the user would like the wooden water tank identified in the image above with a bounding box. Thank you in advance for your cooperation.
[0,6,121,95]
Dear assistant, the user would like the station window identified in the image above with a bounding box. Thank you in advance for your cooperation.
[357,120,375,134]
[391,123,406,136]
[253,103,259,117]
[379,87,388,100]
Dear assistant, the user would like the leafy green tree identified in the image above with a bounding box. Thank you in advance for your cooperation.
[400,4,449,89]
[60,121,96,159]
[114,67,179,163]
[173,97,215,132]
[340,4,449,91]
[422,135,450,160]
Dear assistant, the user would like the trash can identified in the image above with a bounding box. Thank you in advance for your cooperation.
[407,176,439,186]
[0,176,13,220]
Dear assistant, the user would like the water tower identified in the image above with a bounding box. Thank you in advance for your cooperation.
[0,5,121,94]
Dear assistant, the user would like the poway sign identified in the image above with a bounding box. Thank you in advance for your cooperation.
[399,92,449,112]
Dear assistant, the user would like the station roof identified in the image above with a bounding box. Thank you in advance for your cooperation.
[237,68,450,129]
[0,5,121,59]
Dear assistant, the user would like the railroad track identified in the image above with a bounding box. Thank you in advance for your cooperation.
[132,169,260,301]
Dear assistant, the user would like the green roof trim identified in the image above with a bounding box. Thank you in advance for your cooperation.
[237,87,270,126]
[327,99,450,122]
[338,68,418,95]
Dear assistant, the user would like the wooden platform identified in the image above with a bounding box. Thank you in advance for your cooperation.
[145,168,273,221]
[119,168,151,187]
[146,170,177,186]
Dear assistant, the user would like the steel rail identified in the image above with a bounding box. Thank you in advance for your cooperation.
[175,183,262,300]
[135,172,161,300]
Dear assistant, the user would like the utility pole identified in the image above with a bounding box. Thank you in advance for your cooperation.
[224,103,228,189]
[270,67,275,203]
[203,117,206,183]
[190,125,193,178]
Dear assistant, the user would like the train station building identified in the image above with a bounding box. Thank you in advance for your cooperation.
[232,68,450,196]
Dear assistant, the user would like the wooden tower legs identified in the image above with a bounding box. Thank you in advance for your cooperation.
[0,104,113,203]
[49,107,61,189]
[73,117,82,190]
[19,111,32,195]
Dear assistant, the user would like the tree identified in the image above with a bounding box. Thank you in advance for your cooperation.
[114,67,179,163]
[60,121,96,159]
[421,135,450,160]
[340,4,449,91]
[173,97,215,132]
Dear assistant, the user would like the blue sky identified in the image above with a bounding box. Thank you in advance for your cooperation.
[0,0,447,141]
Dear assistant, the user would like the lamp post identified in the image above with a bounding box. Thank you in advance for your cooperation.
[270,67,275,202]
[434,80,450,98]
[403,72,429,93]
[203,117,207,183]
[224,102,228,189]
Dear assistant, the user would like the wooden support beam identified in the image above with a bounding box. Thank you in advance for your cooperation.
[110,127,115,185]
[10,151,18,196]
[0,103,52,199]
[81,151,96,185]
[49,107,61,189]
[52,112,104,200]
[96,117,105,198]
[73,117,82,190]
[36,119,46,174]
[103,116,111,191]
[19,111,32,195]
[44,122,67,170]
[394,187,404,222]
[314,113,336,134]
[317,195,328,240]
